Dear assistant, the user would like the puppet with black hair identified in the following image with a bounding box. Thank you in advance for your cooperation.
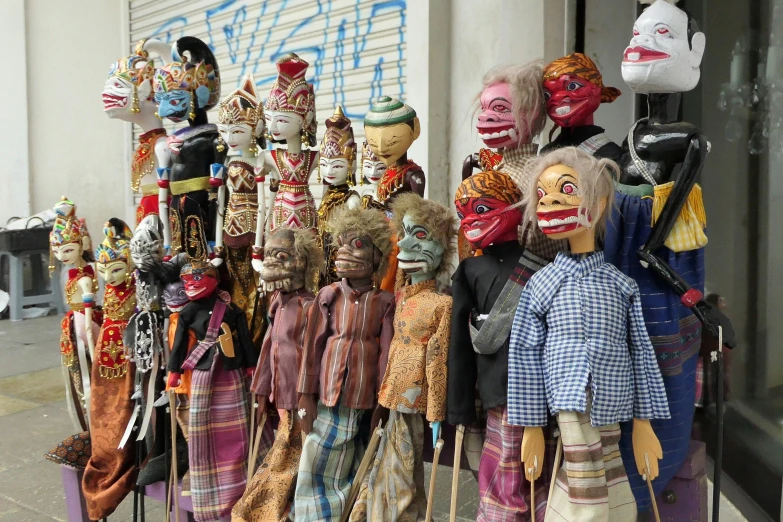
[233,227,323,522]
[349,193,456,522]
[605,0,734,509]
[153,36,225,259]
[294,207,395,521]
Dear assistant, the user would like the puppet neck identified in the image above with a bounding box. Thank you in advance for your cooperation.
[567,229,596,254]
[647,93,681,125]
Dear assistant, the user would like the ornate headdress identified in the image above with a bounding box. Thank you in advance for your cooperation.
[218,74,262,129]
[49,197,92,271]
[361,139,381,163]
[107,40,154,87]
[320,106,356,162]
[264,53,317,140]
[153,36,221,110]
[543,53,621,104]
[95,218,133,265]
[364,96,417,127]
[180,258,220,280]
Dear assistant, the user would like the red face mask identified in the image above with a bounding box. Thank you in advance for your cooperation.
[543,74,601,128]
[456,197,522,249]
[181,273,219,301]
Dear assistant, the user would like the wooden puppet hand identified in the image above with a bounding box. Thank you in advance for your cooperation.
[167,372,182,389]
[521,426,544,481]
[632,418,663,480]
[255,395,268,424]
[370,404,390,432]
[298,394,317,435]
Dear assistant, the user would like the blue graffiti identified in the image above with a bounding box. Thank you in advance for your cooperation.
[144,0,406,119]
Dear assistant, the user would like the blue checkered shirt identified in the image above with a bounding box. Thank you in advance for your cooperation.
[507,251,670,427]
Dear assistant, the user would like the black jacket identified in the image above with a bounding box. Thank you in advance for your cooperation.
[541,125,623,162]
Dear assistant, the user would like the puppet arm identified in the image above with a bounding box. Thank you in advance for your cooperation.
[210,163,226,266]
[252,164,267,273]
[446,265,478,426]
[425,299,451,424]
[297,288,332,434]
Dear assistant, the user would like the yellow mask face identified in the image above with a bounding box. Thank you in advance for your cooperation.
[97,260,130,287]
[363,119,420,167]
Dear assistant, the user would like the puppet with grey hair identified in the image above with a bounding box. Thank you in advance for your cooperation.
[604,0,735,509]
[349,194,457,522]
[233,227,322,522]
[508,147,670,521]
[294,207,395,521]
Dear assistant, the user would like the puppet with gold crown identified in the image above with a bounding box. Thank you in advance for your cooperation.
[358,140,386,211]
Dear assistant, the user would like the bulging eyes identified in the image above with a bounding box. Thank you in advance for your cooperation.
[562,182,578,195]
[537,188,545,199]
[543,91,551,100]
[491,104,510,113]
[475,204,491,214]
[170,99,179,106]
[354,239,364,248]
[414,231,427,240]
[193,274,202,281]
[567,81,582,91]
[456,211,464,220]
[276,252,289,261]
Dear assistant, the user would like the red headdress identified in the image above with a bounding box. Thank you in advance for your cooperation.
[265,53,317,142]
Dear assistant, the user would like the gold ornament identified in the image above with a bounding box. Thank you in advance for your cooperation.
[301,128,308,146]
[189,94,196,121]
[248,140,259,156]
[130,85,140,114]
[216,136,226,152]
[316,166,322,183]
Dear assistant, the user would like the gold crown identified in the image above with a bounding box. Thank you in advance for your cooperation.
[217,74,262,128]
[108,40,153,86]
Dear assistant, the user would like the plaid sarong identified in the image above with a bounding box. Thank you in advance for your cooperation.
[295,402,365,521]
[477,407,547,522]
[547,410,636,521]
[185,299,249,522]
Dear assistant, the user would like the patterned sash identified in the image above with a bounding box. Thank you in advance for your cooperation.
[182,298,228,372]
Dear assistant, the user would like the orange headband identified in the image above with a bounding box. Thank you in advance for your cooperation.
[455,170,522,206]
[543,53,621,104]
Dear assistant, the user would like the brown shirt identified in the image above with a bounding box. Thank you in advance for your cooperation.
[297,280,395,410]
[378,280,451,422]
[251,288,314,410]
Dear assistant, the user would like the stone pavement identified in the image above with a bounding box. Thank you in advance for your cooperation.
[0,314,748,521]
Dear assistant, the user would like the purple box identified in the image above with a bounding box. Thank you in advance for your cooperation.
[655,440,708,522]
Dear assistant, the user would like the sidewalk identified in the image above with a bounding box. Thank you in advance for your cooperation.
[0,314,749,521]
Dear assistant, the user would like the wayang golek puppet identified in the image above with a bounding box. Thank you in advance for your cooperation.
[508,147,670,521]
[540,53,623,160]
[605,0,734,507]
[294,207,395,522]
[81,219,138,521]
[260,53,319,234]
[448,170,550,521]
[103,39,171,225]
[317,106,361,285]
[358,140,386,211]
[166,260,257,521]
[232,227,323,522]
[49,197,100,433]
[349,194,456,522]
[153,36,224,259]
[211,73,266,337]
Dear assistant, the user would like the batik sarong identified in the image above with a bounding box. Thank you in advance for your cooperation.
[478,407,547,522]
[546,411,636,522]
[294,402,366,522]
[349,411,426,522]
[233,409,302,522]
[188,355,249,521]
[604,189,704,510]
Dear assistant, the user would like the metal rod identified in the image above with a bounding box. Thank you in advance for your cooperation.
[712,326,724,522]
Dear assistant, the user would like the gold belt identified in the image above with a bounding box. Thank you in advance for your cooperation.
[140,184,159,196]
[278,182,311,194]
[170,177,211,195]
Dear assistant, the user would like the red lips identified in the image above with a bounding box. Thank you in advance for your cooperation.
[536,208,582,235]
[102,93,126,110]
[623,46,670,63]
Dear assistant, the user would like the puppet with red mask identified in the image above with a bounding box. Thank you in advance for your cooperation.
[540,53,623,161]
[166,260,257,520]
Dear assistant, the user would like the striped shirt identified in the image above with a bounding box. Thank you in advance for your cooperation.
[298,279,395,409]
[251,288,315,410]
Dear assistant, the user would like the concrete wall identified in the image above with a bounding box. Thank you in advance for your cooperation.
[24,0,126,236]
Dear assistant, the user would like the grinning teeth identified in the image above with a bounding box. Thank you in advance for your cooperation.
[555,106,571,115]
[479,129,509,139]
[627,52,641,61]
[466,229,481,238]
[538,216,579,227]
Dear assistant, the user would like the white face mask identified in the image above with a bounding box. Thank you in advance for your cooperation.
[319,158,351,186]
[621,0,706,94]
[265,111,304,143]
[218,123,255,152]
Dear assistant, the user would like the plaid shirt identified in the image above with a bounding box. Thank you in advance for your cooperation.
[298,280,395,410]
[507,251,670,427]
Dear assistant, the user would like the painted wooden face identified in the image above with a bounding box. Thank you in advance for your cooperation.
[543,74,602,128]
[364,121,419,167]
[477,82,521,148]
[96,260,130,287]
[455,197,522,249]
[320,157,352,186]
[334,230,379,280]
[52,243,83,266]
[396,214,444,280]
[535,163,590,240]
[217,123,255,152]
[265,111,305,143]
[260,229,306,294]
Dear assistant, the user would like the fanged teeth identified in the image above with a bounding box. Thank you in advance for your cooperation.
[555,106,571,115]
[538,215,579,227]
[478,129,510,139]
[627,52,641,61]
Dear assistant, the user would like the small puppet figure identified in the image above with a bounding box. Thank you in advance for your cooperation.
[508,147,670,521]
[448,170,551,520]
[232,227,323,522]
[294,207,395,522]
[103,39,171,224]
[81,219,138,521]
[358,140,386,211]
[317,106,361,285]
[540,53,623,160]
[349,193,456,522]
[49,197,100,432]
[167,260,257,521]
[262,53,319,231]
[212,73,266,337]
[152,36,224,258]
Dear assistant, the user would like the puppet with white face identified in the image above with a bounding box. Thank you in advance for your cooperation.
[358,140,387,211]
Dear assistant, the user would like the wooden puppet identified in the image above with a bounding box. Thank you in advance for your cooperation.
[606,0,733,507]
[317,106,361,285]
[294,207,395,522]
[212,73,266,334]
[540,53,623,161]
[448,170,550,521]
[509,147,670,521]
[49,197,100,432]
[103,39,171,225]
[152,36,224,259]
[262,53,319,231]
[349,194,456,522]
[81,219,138,521]
[232,227,323,522]
[166,259,257,521]
[358,140,386,211]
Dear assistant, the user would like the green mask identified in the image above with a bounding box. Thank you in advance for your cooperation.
[396,214,444,284]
